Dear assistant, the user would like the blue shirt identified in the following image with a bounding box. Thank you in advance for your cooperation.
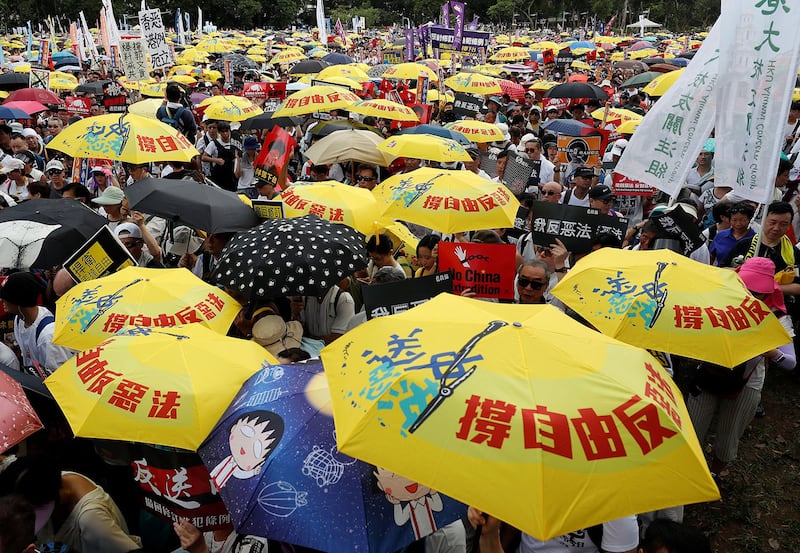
[710,227,755,266]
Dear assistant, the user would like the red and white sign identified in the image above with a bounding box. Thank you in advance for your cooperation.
[612,172,657,196]
[65,96,92,116]
[438,242,517,300]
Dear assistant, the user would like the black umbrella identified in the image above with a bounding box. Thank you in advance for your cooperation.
[289,59,331,75]
[74,79,111,95]
[212,53,259,72]
[544,82,609,101]
[240,111,302,131]
[0,72,31,91]
[309,119,383,137]
[0,199,107,269]
[322,52,354,65]
[212,215,368,298]
[125,178,259,234]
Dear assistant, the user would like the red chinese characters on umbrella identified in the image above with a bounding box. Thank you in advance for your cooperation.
[421,186,512,212]
[135,133,194,154]
[454,363,680,460]
[673,297,770,330]
[280,188,346,222]
[76,344,182,419]
[100,292,225,334]
[284,91,349,109]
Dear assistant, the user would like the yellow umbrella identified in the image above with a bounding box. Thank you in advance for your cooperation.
[127,98,164,119]
[349,98,420,122]
[629,48,659,60]
[427,89,455,104]
[376,135,471,163]
[270,49,307,65]
[12,63,31,73]
[176,48,209,64]
[300,74,363,91]
[53,266,241,351]
[318,65,370,82]
[321,294,719,541]
[280,181,381,234]
[551,248,791,367]
[443,72,502,95]
[590,107,643,123]
[643,69,685,97]
[532,41,560,50]
[272,85,360,117]
[571,60,591,70]
[47,113,199,164]
[372,167,519,233]
[445,120,505,143]
[168,74,197,86]
[614,120,641,135]
[139,82,167,97]
[45,324,276,450]
[203,96,263,122]
[374,219,419,253]
[382,62,439,82]
[197,38,233,54]
[489,46,530,62]
[247,54,267,63]
[168,64,196,75]
[198,94,247,107]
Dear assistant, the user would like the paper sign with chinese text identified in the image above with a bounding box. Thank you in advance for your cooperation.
[362,272,453,320]
[252,199,285,220]
[139,8,173,69]
[438,242,516,299]
[64,225,136,283]
[119,38,148,81]
[557,135,602,166]
[65,96,92,117]
[529,200,629,253]
[612,172,657,197]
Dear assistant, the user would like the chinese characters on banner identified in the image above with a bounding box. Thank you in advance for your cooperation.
[65,96,92,117]
[614,16,724,198]
[438,242,516,299]
[253,126,296,188]
[362,272,453,319]
[64,226,136,283]
[611,173,657,196]
[557,135,603,167]
[529,200,629,253]
[714,1,800,205]
[118,38,148,82]
[450,1,465,51]
[139,8,173,70]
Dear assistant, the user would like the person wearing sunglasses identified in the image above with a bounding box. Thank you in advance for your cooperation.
[539,181,563,203]
[354,164,379,191]
[515,260,552,305]
[588,184,620,217]
[0,157,30,201]
[114,221,164,268]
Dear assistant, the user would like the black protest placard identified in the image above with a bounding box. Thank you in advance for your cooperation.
[479,150,497,178]
[64,225,137,283]
[649,205,704,256]
[362,272,453,320]
[502,154,536,195]
[252,199,285,220]
[452,92,484,118]
[529,200,629,253]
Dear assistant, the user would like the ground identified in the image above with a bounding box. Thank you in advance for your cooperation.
[677,365,800,552]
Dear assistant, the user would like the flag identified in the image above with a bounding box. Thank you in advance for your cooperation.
[404,27,415,62]
[254,126,297,190]
[468,16,479,30]
[26,21,32,60]
[80,11,99,61]
[176,9,185,46]
[714,1,800,205]
[586,49,596,63]
[441,1,450,27]
[197,7,203,37]
[451,1,465,51]
[606,15,617,30]
[334,18,347,46]
[316,0,327,44]
[614,15,724,199]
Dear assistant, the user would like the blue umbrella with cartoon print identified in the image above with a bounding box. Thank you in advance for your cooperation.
[197,359,467,553]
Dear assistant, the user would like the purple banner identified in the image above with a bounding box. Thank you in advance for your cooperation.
[451,1,465,51]
[468,16,479,30]
[441,1,450,27]
[405,27,415,62]
[418,24,428,57]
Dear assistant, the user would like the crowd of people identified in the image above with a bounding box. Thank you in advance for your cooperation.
[0,23,793,553]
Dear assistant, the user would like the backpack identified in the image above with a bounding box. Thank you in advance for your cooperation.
[690,360,754,398]
[157,105,187,133]
[210,139,239,191]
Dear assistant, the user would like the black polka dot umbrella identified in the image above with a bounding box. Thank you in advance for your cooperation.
[212,215,368,298]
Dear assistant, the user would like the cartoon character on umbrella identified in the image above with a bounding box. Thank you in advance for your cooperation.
[210,410,284,490]
[374,467,443,540]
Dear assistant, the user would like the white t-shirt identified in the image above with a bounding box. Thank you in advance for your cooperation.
[303,286,355,338]
[14,306,75,374]
[518,516,639,553]
[563,189,590,207]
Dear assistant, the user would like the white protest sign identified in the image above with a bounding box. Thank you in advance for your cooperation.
[138,8,173,69]
[119,38,149,81]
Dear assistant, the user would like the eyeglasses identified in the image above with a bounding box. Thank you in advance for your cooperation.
[517,277,546,290]
[541,190,559,196]
[47,169,63,175]
[524,148,538,153]
[355,175,376,182]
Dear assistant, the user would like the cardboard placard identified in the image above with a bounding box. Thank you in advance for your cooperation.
[29,68,50,90]
[529,200,629,253]
[556,134,602,167]
[118,38,149,82]
[65,96,92,117]
[649,205,704,256]
[139,8,173,69]
[252,199,285,220]
[452,91,484,118]
[612,172,657,197]
[63,225,137,283]
[502,154,536,195]
[437,242,517,299]
[102,81,128,113]
[362,272,453,319]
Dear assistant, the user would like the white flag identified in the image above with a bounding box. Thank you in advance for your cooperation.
[102,0,121,46]
[197,7,203,37]
[316,0,327,45]
[714,2,800,205]
[615,16,725,198]
[79,11,99,61]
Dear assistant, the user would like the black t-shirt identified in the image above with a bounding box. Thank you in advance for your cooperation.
[725,235,800,273]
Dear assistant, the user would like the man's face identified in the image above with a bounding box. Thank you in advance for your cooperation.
[524,142,541,160]
[9,138,26,154]
[206,123,218,138]
[47,120,62,136]
[90,103,104,116]
[589,195,614,214]
[517,265,548,304]
[120,235,143,261]
[25,135,39,151]
[129,165,148,182]
[540,184,562,203]
[546,110,558,119]
[573,173,593,191]
[355,170,378,190]
[763,212,792,243]
[696,151,712,167]
[776,170,790,189]
[48,167,65,187]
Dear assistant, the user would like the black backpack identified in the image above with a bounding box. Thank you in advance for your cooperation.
[157,105,186,133]
[210,139,239,191]
[691,359,753,398]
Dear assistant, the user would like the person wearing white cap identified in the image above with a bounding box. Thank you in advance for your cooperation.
[115,221,163,268]
[45,159,67,198]
[0,157,30,201]
[602,138,646,226]
[91,186,127,231]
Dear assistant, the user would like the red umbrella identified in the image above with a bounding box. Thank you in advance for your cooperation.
[568,73,589,82]
[5,87,62,105]
[0,370,43,453]
[3,100,49,115]
[498,79,525,100]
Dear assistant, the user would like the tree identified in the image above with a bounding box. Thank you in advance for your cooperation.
[487,0,515,24]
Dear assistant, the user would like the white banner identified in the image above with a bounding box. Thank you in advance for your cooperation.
[614,15,725,199]
[316,0,327,45]
[714,2,800,205]
[79,11,100,61]
[139,8,173,70]
[197,8,203,38]
[102,0,121,46]
[119,38,148,81]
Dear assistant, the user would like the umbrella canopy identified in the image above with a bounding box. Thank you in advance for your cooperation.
[590,107,643,124]
[322,52,354,65]
[498,79,526,101]
[373,168,520,234]
[318,65,370,82]
[272,85,360,117]
[0,105,31,119]
[74,79,111,96]
[198,359,467,552]
[240,112,302,132]
[0,199,107,269]
[211,53,260,72]
[445,120,506,143]
[0,369,43,454]
[308,119,383,137]
[125,178,259,234]
[544,82,609,101]
[45,324,276,450]
[47,113,199,164]
[619,71,662,88]
[348,99,419,122]
[4,86,60,103]
[615,120,641,135]
[366,64,393,78]
[489,46,530,61]
[202,96,263,122]
[2,100,48,114]
[211,215,368,299]
[397,124,470,145]
[382,63,439,82]
[541,118,598,136]
[305,129,394,166]
[377,135,472,163]
[280,181,381,234]
[643,69,685,97]
[127,98,163,119]
[444,72,502,95]
[270,50,307,65]
[288,59,331,75]
[551,248,791,367]
[612,60,650,72]
[53,266,242,351]
[321,294,720,541]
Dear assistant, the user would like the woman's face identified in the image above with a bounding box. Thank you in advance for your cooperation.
[417,246,435,270]
[730,213,751,233]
